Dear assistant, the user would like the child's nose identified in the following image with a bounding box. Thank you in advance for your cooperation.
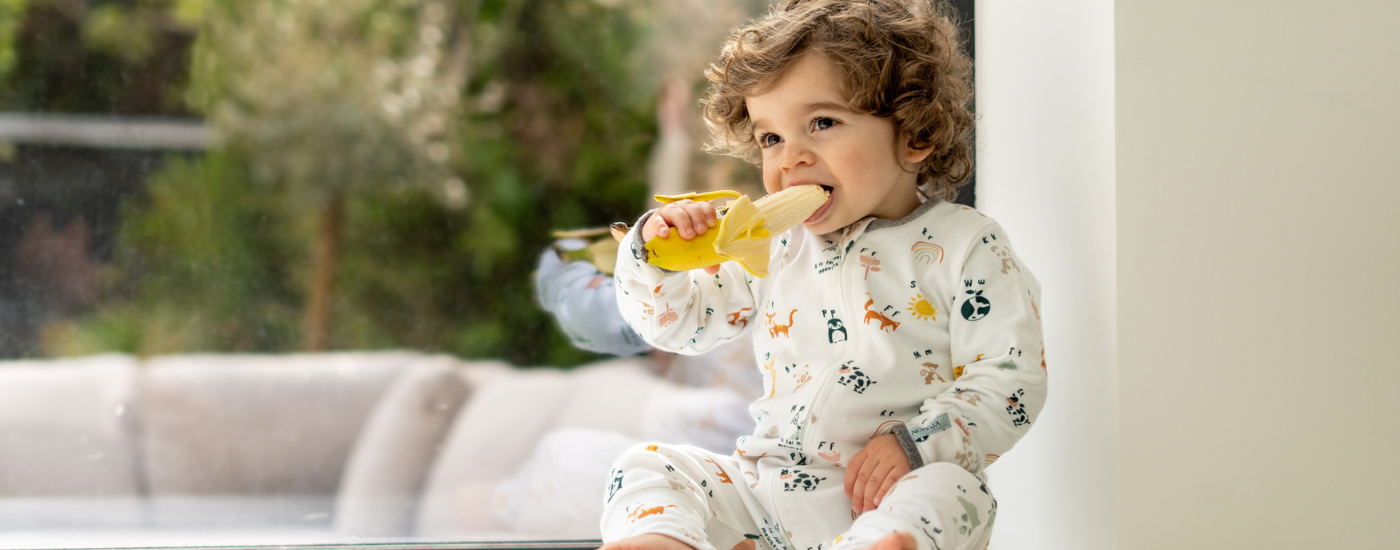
[780,138,816,172]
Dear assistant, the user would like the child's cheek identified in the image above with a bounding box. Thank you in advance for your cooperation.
[831,150,867,180]
[761,164,783,194]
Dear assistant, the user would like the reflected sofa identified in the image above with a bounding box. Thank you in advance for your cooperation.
[0,351,667,546]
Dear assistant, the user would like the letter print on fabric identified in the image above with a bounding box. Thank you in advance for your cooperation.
[816,441,841,465]
[813,240,840,274]
[821,309,847,343]
[912,228,945,264]
[1006,389,1031,427]
[961,279,991,321]
[913,348,949,385]
[862,293,901,332]
[857,247,881,280]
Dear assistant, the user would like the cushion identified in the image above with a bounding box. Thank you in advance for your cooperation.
[0,354,142,498]
[137,352,411,499]
[549,357,662,438]
[334,355,472,536]
[413,367,575,536]
[491,428,641,538]
[414,357,665,536]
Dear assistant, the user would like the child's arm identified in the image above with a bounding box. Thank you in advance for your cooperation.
[846,222,1045,514]
[533,246,651,357]
[613,200,768,355]
[907,223,1048,472]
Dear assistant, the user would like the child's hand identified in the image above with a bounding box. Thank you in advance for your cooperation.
[844,434,913,516]
[643,199,718,241]
[641,200,721,274]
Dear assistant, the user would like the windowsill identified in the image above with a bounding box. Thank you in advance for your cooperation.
[2,534,602,550]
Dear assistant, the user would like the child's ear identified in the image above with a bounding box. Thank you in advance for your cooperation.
[900,134,935,165]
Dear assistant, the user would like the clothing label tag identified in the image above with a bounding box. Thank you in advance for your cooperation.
[907,412,951,442]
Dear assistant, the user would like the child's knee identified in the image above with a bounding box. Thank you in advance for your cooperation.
[614,442,685,471]
[608,443,712,503]
[901,461,991,498]
[882,462,994,518]
[839,464,997,550]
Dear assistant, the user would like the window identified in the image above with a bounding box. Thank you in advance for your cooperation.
[0,1,974,548]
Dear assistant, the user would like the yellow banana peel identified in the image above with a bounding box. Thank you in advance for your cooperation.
[643,185,829,278]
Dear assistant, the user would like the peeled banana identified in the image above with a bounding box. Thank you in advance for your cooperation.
[643,185,830,278]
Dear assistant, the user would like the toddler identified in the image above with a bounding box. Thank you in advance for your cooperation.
[602,2,1046,550]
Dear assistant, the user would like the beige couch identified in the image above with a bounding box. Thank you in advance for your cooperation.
[0,351,670,546]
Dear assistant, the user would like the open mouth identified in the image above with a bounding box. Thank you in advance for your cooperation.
[805,185,834,223]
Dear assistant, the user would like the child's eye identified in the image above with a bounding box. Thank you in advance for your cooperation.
[758,133,782,148]
[812,117,837,131]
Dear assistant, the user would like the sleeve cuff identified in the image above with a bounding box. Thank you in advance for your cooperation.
[907,411,985,473]
[628,209,680,274]
[891,422,925,470]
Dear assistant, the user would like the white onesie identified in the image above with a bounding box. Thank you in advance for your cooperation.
[604,199,1047,550]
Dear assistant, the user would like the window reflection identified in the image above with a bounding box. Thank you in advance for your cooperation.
[0,0,967,547]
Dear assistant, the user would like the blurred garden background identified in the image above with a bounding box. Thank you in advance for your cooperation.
[0,0,773,367]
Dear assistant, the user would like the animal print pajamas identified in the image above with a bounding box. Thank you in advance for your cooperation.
[606,199,1046,550]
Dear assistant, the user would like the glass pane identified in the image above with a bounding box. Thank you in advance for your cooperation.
[0,0,775,547]
[0,1,976,549]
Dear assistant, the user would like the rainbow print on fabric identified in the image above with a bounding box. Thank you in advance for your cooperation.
[911,241,945,264]
[869,419,903,440]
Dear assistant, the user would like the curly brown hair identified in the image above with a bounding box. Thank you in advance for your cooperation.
[702,0,975,202]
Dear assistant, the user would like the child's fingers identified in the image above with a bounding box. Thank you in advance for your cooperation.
[646,199,720,241]
[861,460,897,512]
[850,478,865,516]
[872,463,910,507]
[678,201,716,236]
[661,201,715,240]
[656,203,695,239]
[642,209,672,241]
[850,454,879,515]
[844,449,867,498]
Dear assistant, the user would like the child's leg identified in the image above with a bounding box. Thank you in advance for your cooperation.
[831,463,996,550]
[602,443,771,550]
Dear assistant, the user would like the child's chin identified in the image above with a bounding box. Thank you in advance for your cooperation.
[801,219,842,236]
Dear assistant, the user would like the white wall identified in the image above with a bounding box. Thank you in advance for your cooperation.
[974,2,1118,549]
[1116,1,1400,548]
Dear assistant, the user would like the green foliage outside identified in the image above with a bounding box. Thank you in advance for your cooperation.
[0,0,198,114]
[14,0,660,367]
[0,0,24,83]
[45,153,303,355]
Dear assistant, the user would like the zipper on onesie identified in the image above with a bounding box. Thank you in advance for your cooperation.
[763,466,798,550]
[797,221,870,458]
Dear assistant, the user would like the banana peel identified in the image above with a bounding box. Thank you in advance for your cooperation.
[641,185,829,278]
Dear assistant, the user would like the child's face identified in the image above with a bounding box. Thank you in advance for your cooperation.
[747,53,931,235]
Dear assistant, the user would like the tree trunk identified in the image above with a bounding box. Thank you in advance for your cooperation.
[303,191,345,351]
